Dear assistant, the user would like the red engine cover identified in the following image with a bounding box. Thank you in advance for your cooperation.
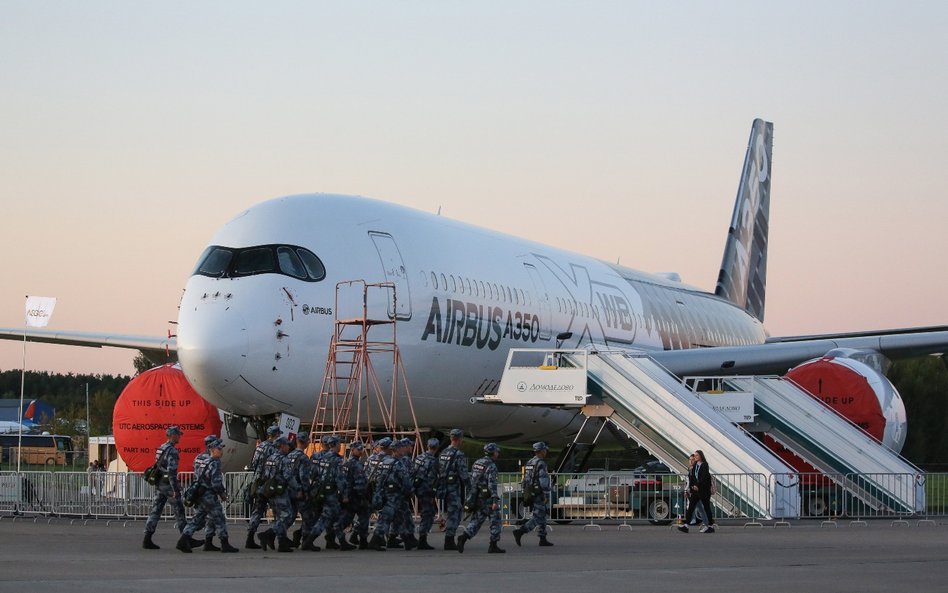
[112,363,222,472]
[785,358,885,442]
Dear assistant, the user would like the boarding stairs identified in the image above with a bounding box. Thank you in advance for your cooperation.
[489,349,800,519]
[723,376,925,514]
[575,351,798,519]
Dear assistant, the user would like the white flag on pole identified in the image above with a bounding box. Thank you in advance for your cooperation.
[25,296,57,328]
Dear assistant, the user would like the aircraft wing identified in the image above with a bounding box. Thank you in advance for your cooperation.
[0,328,177,365]
[650,327,948,377]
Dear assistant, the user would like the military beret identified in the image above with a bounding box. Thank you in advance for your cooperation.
[427,438,441,449]
[204,434,219,446]
[533,441,549,451]
[449,428,463,438]
[266,425,282,437]
[484,442,500,454]
[296,432,310,443]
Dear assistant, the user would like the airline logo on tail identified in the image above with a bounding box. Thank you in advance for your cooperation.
[715,119,773,322]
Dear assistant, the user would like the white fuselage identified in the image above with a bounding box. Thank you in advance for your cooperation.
[177,194,766,442]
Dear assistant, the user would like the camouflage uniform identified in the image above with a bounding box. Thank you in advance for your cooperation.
[144,438,186,536]
[458,445,503,553]
[364,445,385,501]
[287,435,313,543]
[186,435,223,542]
[394,440,417,544]
[303,443,346,548]
[246,432,278,539]
[258,440,298,551]
[183,449,228,540]
[337,443,369,545]
[521,453,551,537]
[370,448,410,544]
[437,440,469,538]
[413,442,440,539]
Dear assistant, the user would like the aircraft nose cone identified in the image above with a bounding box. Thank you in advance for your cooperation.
[177,294,248,397]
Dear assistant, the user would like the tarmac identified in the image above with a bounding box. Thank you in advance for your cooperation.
[1,518,946,593]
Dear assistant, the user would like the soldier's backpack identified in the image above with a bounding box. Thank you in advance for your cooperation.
[143,445,172,486]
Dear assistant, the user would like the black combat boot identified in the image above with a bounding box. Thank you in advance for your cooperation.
[142,533,160,550]
[258,529,276,551]
[175,534,193,553]
[386,534,403,548]
[488,541,506,554]
[402,534,418,551]
[325,533,340,549]
[291,528,302,548]
[444,535,457,551]
[277,535,295,552]
[456,533,469,554]
[301,534,321,551]
[189,536,204,548]
[349,532,359,546]
[203,536,221,551]
[338,537,356,551]
[367,534,386,551]
[245,532,261,550]
[512,527,525,547]
[539,536,554,547]
[417,534,435,550]
[219,537,239,553]
[358,534,369,550]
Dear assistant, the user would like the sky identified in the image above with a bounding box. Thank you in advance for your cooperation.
[1,1,947,377]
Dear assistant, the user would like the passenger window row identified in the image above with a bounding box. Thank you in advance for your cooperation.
[422,270,531,307]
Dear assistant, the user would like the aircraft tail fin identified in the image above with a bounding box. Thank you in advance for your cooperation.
[714,119,773,322]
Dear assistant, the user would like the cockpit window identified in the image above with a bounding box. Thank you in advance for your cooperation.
[235,247,276,275]
[297,248,326,281]
[277,246,307,280]
[192,244,326,282]
[194,247,233,277]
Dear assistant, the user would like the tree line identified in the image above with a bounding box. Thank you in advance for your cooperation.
[1,356,946,468]
[0,368,131,440]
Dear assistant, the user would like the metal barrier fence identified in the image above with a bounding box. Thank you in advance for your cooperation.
[1,470,945,523]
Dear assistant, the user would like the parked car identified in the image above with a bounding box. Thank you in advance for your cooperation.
[503,462,684,525]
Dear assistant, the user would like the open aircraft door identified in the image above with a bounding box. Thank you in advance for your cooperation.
[523,263,552,340]
[369,231,412,320]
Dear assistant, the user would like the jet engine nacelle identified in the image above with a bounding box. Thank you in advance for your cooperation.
[784,348,907,452]
[112,363,255,472]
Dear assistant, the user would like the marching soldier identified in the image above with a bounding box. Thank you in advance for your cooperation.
[413,438,441,550]
[367,438,410,551]
[246,425,283,549]
[457,442,504,554]
[184,434,226,547]
[301,435,346,551]
[337,440,369,550]
[287,432,313,547]
[437,428,469,550]
[257,436,298,552]
[142,426,188,550]
[390,438,418,550]
[512,441,554,547]
[176,438,239,553]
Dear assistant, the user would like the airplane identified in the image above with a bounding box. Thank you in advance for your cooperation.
[3,119,947,448]
[0,421,32,435]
